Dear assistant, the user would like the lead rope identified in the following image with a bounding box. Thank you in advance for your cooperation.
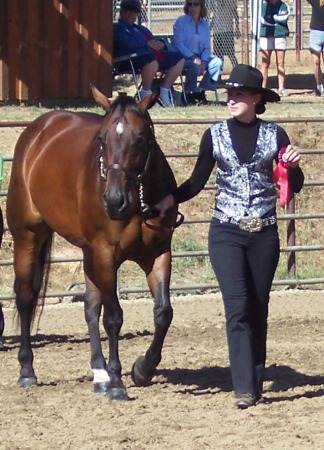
[138,175,150,215]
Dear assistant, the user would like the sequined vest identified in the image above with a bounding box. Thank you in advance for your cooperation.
[210,120,278,221]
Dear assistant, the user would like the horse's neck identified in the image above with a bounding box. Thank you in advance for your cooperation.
[144,144,177,203]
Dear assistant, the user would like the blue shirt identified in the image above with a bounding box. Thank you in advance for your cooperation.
[113,19,151,58]
[172,14,211,62]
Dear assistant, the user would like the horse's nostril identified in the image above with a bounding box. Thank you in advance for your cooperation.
[104,190,129,219]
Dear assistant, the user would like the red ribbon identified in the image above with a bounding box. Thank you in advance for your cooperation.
[273,147,292,208]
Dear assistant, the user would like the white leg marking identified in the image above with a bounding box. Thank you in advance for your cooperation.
[92,369,110,384]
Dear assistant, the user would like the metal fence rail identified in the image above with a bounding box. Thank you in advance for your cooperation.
[0,119,323,302]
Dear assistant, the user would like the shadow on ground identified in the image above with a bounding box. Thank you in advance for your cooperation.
[268,73,315,90]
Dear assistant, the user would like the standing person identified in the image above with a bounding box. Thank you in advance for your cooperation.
[154,65,304,409]
[306,0,324,96]
[259,0,290,97]
[113,0,185,107]
[172,0,223,105]
[211,0,240,68]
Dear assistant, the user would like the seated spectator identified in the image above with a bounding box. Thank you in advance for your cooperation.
[172,0,223,105]
[113,0,185,107]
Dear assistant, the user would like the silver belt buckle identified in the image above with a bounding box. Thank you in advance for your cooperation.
[239,217,263,232]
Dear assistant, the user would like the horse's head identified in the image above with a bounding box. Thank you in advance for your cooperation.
[92,86,157,220]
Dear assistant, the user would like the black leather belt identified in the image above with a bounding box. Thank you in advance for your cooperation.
[212,211,277,232]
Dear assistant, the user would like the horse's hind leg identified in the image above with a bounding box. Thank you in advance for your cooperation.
[132,252,173,386]
[12,228,52,387]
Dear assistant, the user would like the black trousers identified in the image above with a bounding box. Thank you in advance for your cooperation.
[208,218,280,396]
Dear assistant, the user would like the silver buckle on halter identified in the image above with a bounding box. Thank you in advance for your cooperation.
[238,217,263,232]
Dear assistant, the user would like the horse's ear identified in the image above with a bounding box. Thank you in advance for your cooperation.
[90,84,112,110]
[137,92,160,111]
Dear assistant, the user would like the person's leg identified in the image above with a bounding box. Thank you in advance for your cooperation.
[141,59,159,91]
[117,54,157,98]
[311,51,323,88]
[200,57,223,91]
[309,29,324,95]
[158,52,185,106]
[260,49,272,88]
[183,58,200,93]
[246,225,280,394]
[275,49,286,93]
[160,53,185,89]
[208,221,256,397]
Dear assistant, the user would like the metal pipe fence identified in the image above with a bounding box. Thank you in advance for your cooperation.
[0,119,323,302]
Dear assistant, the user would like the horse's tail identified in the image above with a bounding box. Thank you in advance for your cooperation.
[14,233,54,329]
[37,234,54,324]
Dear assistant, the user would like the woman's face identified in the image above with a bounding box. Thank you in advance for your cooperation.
[186,1,201,16]
[120,9,139,25]
[226,89,262,122]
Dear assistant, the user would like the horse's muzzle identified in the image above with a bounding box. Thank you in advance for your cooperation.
[103,189,133,220]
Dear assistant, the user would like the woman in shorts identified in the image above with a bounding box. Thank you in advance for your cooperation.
[307,0,324,96]
[259,0,290,97]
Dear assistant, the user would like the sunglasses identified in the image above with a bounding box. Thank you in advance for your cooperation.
[187,2,200,6]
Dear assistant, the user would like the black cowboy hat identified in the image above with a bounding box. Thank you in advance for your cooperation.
[214,64,280,103]
[120,0,142,12]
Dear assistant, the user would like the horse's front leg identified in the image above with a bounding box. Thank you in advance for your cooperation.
[84,255,128,401]
[132,251,173,386]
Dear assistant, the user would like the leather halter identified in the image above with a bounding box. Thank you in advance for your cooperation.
[98,126,154,218]
[98,123,184,230]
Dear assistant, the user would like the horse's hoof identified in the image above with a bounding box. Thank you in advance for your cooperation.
[131,355,155,387]
[18,376,38,388]
[93,381,109,395]
[107,386,130,402]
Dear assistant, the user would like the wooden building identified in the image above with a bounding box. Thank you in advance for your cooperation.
[0,0,113,103]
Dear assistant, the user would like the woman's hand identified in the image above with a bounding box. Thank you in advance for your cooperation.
[154,194,175,218]
[284,144,301,168]
[148,40,164,51]
[191,55,201,65]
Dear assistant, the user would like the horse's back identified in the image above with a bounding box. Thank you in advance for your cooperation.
[12,110,101,164]
[7,110,102,242]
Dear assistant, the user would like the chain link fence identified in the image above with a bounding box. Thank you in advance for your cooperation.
[113,1,313,73]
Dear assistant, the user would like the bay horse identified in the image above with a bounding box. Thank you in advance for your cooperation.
[6,87,182,400]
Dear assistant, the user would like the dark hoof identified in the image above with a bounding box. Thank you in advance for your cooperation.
[18,376,38,388]
[93,381,110,395]
[131,355,155,387]
[107,386,130,402]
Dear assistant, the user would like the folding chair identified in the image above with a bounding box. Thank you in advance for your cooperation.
[113,53,142,100]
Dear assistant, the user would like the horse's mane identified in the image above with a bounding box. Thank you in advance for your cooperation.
[108,95,148,119]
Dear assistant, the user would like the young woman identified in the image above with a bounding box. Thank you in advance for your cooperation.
[172,0,223,105]
[259,0,290,97]
[155,64,304,409]
[307,0,324,96]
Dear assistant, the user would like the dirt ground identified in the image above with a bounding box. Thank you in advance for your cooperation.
[0,290,323,450]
